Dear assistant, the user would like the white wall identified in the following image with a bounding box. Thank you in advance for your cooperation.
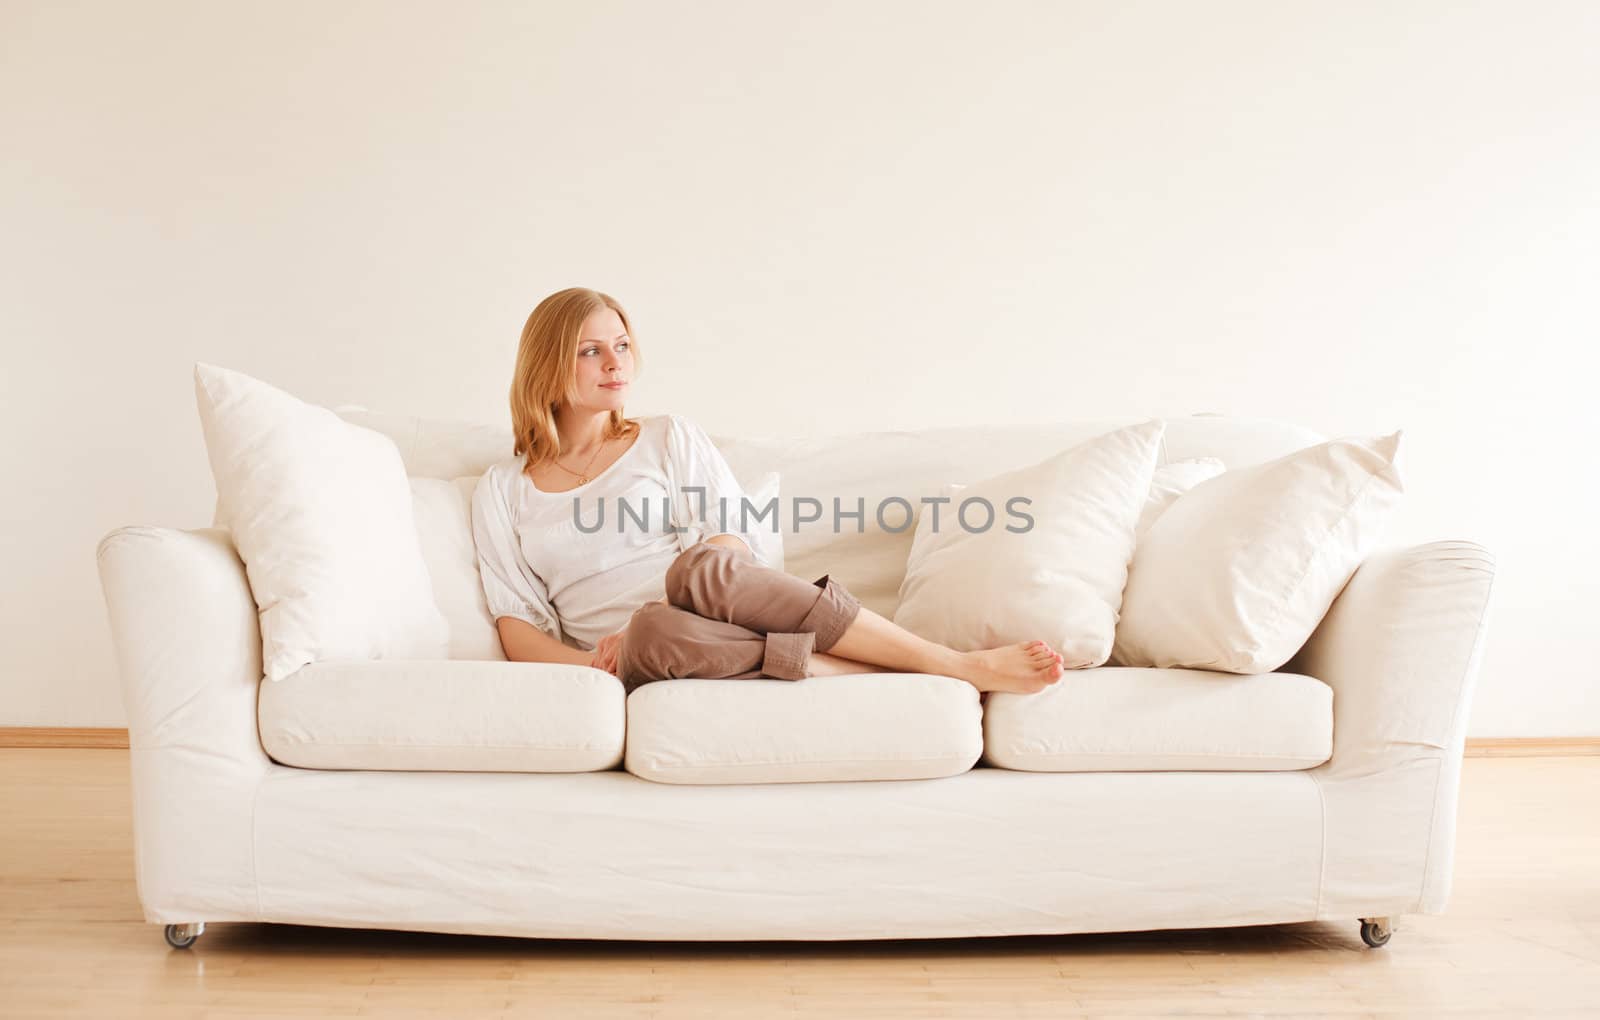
[3,1,1596,734]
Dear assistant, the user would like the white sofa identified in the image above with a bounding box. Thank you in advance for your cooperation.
[95,412,1494,950]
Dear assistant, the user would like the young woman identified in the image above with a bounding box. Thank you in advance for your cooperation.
[471,287,1067,695]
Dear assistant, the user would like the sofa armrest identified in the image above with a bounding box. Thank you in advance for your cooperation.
[96,526,270,923]
[1290,541,1496,778]
[1286,540,1495,917]
[97,526,270,764]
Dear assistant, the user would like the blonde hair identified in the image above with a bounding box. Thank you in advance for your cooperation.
[509,287,643,469]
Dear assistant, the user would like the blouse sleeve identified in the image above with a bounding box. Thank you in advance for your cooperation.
[665,414,777,568]
[470,466,564,643]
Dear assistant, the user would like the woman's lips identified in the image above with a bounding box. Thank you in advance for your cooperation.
[601,382,627,389]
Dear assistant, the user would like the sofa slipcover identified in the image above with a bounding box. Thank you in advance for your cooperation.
[250,766,1324,941]
[97,412,1496,946]
[624,673,982,784]
[983,666,1333,772]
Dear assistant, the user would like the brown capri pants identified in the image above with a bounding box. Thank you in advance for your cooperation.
[614,541,863,694]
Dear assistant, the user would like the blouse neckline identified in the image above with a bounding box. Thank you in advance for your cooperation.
[520,417,653,496]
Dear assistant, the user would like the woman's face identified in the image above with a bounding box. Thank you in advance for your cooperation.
[569,306,633,414]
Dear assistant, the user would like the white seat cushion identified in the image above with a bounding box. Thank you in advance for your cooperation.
[983,667,1332,772]
[258,660,625,772]
[625,674,982,785]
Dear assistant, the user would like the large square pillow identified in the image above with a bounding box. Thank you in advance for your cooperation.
[892,420,1164,664]
[1112,431,1404,673]
[194,363,450,681]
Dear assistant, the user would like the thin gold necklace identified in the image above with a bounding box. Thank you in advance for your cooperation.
[552,436,609,485]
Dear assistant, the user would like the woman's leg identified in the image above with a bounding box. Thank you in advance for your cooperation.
[665,542,859,653]
[825,607,1064,693]
[667,542,1065,694]
[615,601,818,692]
[804,650,893,677]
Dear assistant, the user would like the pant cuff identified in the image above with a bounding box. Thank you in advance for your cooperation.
[799,574,862,654]
[761,632,815,681]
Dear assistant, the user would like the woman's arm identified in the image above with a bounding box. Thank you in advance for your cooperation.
[495,616,595,666]
[665,415,768,564]
[499,536,747,667]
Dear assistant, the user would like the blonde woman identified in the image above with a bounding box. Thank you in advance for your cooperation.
[471,287,1066,695]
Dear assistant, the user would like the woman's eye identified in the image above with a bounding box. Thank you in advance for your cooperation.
[618,340,630,350]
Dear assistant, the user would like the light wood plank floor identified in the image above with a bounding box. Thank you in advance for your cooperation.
[1,750,1596,1018]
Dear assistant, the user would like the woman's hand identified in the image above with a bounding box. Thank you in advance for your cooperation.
[589,630,626,675]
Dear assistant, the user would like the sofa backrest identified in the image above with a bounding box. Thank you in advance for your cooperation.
[332,409,1324,655]
[710,416,1324,619]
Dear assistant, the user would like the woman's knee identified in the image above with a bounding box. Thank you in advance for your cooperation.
[617,602,678,686]
[664,541,743,610]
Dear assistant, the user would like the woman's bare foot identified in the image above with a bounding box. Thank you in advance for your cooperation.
[955,640,1065,694]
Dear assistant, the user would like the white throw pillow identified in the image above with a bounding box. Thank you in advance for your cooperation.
[1136,458,1228,541]
[1112,432,1404,673]
[194,363,450,681]
[892,420,1164,664]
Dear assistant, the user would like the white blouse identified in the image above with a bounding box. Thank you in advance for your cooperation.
[470,413,773,652]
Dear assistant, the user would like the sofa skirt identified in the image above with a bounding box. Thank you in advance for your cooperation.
[238,764,1324,941]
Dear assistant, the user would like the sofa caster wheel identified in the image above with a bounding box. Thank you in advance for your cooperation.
[1359,917,1392,948]
[164,922,205,949]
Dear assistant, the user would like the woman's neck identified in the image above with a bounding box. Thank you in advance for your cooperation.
[552,407,614,457]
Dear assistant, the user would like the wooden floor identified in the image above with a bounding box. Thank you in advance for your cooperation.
[1,752,1596,1019]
